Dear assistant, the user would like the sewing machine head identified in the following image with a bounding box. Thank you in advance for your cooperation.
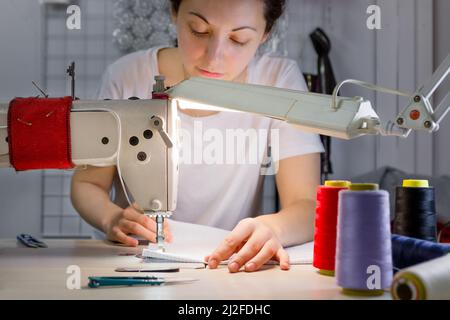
[0,76,179,217]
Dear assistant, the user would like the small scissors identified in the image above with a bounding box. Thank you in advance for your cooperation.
[88,276,197,288]
[16,234,48,248]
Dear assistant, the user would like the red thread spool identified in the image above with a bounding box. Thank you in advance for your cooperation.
[313,180,350,276]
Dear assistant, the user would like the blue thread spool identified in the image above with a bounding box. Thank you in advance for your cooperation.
[392,234,450,270]
[336,183,393,296]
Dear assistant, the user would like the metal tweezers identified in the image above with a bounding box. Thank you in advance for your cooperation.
[16,234,48,248]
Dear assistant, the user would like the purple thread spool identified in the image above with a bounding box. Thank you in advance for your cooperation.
[336,184,393,296]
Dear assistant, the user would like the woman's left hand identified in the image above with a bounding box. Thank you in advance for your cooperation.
[204,218,290,273]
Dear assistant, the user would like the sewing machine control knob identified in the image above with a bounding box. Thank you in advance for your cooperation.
[150,199,162,211]
[150,115,173,148]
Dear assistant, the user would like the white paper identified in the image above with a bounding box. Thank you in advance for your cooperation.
[142,220,313,265]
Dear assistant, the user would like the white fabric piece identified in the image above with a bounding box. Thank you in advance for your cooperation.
[142,220,314,265]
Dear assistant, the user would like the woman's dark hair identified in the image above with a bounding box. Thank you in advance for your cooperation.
[169,0,286,34]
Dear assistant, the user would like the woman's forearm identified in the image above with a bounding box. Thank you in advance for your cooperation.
[71,181,123,233]
[255,198,316,247]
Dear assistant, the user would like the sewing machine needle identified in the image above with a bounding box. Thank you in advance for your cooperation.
[156,215,165,251]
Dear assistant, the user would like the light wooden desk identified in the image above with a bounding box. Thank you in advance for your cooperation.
[0,239,391,300]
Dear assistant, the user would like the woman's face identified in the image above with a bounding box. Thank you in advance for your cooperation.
[172,0,268,81]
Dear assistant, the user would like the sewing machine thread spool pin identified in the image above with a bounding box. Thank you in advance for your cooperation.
[66,61,76,100]
[153,75,166,93]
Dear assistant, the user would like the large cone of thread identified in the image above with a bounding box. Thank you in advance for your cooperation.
[336,183,393,296]
[391,254,450,300]
[313,180,350,276]
[393,180,437,242]
[391,234,450,270]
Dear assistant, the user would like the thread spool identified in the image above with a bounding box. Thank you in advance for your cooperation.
[391,254,450,300]
[393,179,437,242]
[392,234,450,270]
[336,183,392,296]
[313,180,351,276]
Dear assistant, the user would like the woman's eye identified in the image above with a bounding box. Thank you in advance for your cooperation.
[190,29,208,37]
[231,38,247,46]
[190,27,247,46]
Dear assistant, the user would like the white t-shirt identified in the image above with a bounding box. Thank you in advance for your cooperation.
[97,46,324,231]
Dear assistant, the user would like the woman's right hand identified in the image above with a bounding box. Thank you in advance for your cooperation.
[104,203,173,247]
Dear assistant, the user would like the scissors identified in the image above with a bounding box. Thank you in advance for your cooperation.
[88,276,197,288]
[16,234,48,248]
[115,267,180,273]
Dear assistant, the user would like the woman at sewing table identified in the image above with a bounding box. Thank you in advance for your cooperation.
[71,0,324,273]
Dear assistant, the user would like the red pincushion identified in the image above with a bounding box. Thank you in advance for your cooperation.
[7,96,74,171]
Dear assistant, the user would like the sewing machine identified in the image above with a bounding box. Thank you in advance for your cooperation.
[0,76,179,250]
[0,54,449,254]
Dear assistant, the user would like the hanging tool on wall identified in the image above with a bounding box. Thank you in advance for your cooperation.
[309,27,337,182]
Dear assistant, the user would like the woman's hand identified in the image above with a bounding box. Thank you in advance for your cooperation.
[104,203,173,246]
[204,218,290,272]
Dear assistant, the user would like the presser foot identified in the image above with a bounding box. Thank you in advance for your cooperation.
[143,211,172,255]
